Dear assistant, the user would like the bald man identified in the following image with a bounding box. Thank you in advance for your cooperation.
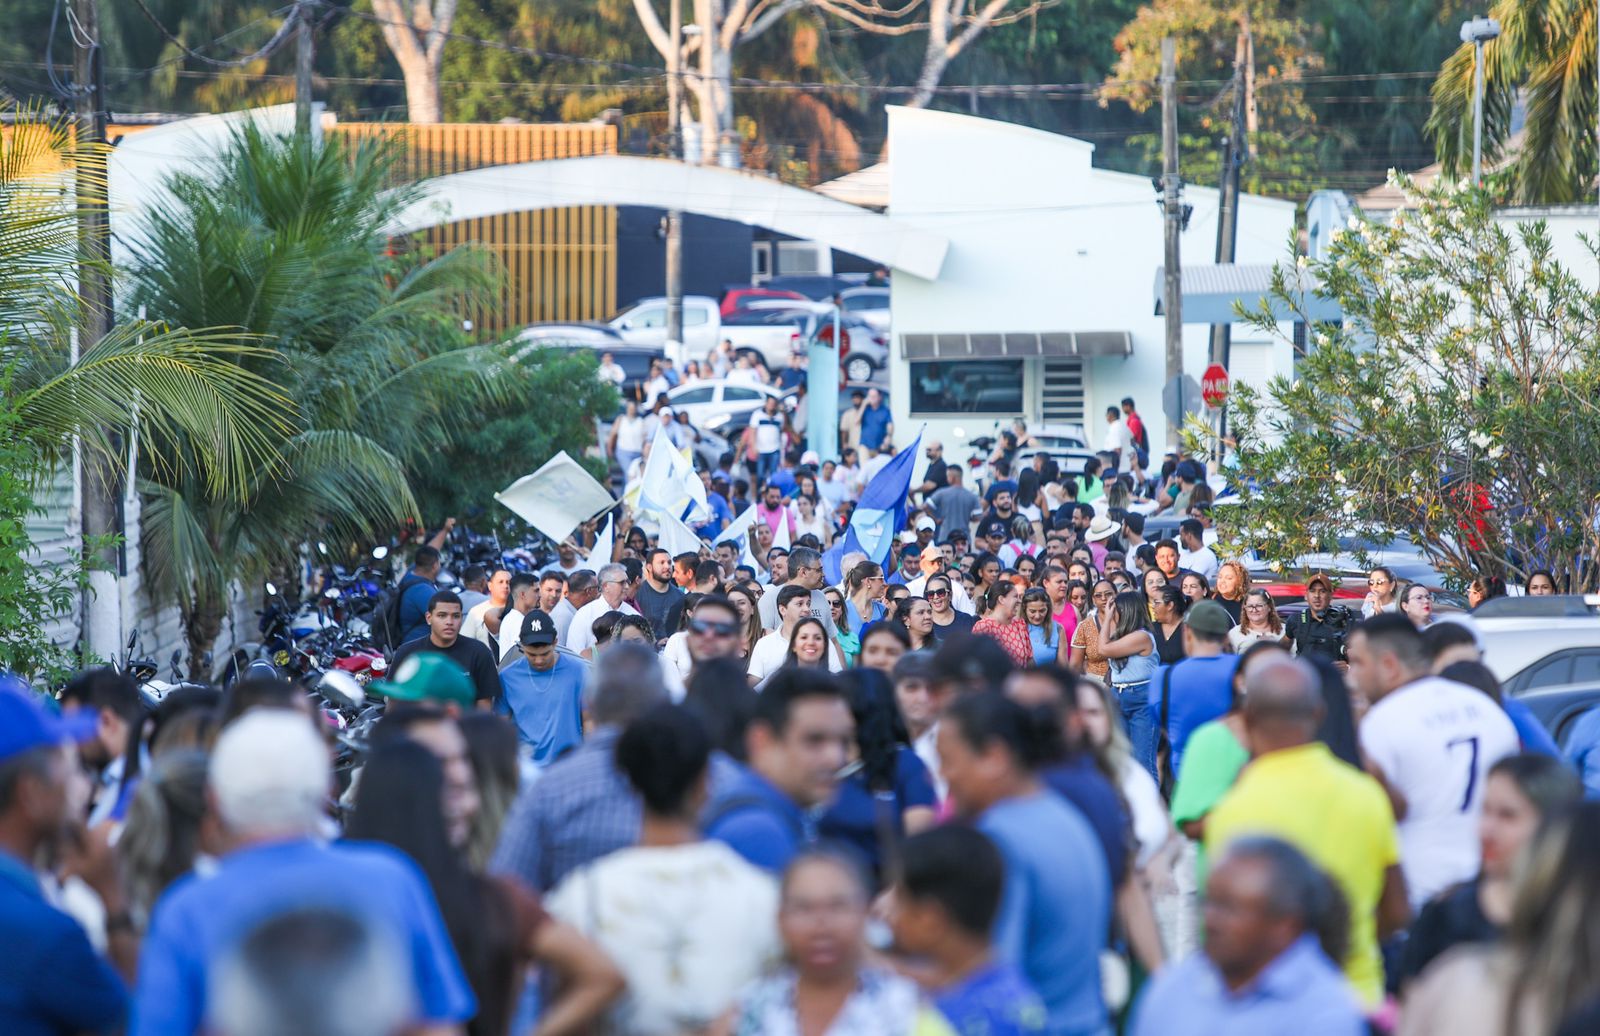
[1203,657,1409,1007]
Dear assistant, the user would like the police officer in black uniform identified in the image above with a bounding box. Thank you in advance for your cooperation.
[1286,572,1353,666]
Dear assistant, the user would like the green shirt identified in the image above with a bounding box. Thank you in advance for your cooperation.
[1169,719,1249,887]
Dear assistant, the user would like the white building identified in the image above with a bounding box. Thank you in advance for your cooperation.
[881,107,1297,457]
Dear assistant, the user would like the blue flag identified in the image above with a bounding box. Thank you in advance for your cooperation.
[823,431,923,583]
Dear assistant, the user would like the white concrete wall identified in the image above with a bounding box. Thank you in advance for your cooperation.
[884,107,1297,458]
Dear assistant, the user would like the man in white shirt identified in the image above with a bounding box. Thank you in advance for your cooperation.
[460,568,511,650]
[565,563,640,657]
[748,585,844,682]
[747,396,786,481]
[756,547,839,639]
[493,572,541,665]
[549,570,597,649]
[1102,405,1134,470]
[597,351,626,387]
[1347,614,1519,909]
[1176,518,1220,581]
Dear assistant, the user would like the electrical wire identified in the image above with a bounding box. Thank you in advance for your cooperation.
[124,0,301,69]
[43,0,90,100]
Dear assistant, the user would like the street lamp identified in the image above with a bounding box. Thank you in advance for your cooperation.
[1460,16,1501,187]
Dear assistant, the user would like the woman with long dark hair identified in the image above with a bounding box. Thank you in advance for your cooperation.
[783,617,832,671]
[819,669,938,884]
[346,741,621,1036]
[858,620,912,674]
[1150,585,1188,665]
[1022,587,1067,665]
[1097,590,1160,780]
[1069,578,1117,679]
[924,574,976,638]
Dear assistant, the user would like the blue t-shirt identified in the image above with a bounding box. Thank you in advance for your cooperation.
[860,403,892,450]
[978,791,1111,1036]
[703,767,810,873]
[395,572,437,646]
[0,851,126,1036]
[1041,754,1130,884]
[935,960,1050,1036]
[497,653,587,765]
[1159,654,1241,776]
[844,597,886,636]
[1565,706,1600,798]
[819,747,937,871]
[695,491,734,536]
[132,839,474,1035]
[1504,698,1560,758]
[1028,622,1063,665]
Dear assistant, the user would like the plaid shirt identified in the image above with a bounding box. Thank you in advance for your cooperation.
[490,726,641,892]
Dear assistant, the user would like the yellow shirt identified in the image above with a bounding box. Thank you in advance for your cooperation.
[1204,741,1400,1006]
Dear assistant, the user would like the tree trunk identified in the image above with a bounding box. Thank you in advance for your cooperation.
[397,57,443,124]
[906,34,952,109]
[370,0,455,124]
[184,597,225,682]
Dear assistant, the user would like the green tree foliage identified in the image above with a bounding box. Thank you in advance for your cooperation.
[409,346,616,531]
[1214,176,1600,589]
[125,125,608,670]
[0,108,292,677]
[1427,0,1598,204]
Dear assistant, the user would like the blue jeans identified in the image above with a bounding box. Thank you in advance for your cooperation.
[1116,681,1159,784]
[756,450,780,482]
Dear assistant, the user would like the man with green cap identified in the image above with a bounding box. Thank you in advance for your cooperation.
[375,652,479,712]
[497,609,588,766]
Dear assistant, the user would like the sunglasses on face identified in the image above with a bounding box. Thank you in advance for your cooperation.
[927,588,950,598]
[689,617,739,637]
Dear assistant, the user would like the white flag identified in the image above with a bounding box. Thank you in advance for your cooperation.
[772,506,792,550]
[495,451,615,544]
[581,515,615,573]
[654,507,706,557]
[637,426,709,525]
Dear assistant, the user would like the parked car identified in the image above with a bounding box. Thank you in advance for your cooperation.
[662,378,794,431]
[514,326,661,400]
[1475,597,1600,692]
[608,295,721,356]
[762,274,858,300]
[721,307,813,371]
[1512,680,1600,747]
[839,286,890,334]
[720,286,805,316]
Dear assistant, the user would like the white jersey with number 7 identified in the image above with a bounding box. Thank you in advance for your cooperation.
[1359,675,1519,910]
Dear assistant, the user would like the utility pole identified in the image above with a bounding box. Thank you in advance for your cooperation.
[1160,38,1183,449]
[294,0,314,139]
[663,0,684,356]
[1209,25,1251,458]
[74,0,122,659]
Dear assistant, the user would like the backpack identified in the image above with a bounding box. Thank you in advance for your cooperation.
[370,576,415,653]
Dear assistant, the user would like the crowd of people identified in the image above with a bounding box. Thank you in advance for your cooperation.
[8,394,1600,1036]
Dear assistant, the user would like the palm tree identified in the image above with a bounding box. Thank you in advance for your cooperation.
[1427,0,1597,203]
[0,108,292,676]
[125,124,519,671]
[1,110,289,491]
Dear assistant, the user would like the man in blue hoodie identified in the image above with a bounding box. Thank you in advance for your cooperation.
[703,668,854,872]
[393,545,443,647]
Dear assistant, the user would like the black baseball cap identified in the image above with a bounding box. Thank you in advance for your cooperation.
[519,609,558,646]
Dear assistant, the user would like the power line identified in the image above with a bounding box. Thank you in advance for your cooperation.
[124,0,301,69]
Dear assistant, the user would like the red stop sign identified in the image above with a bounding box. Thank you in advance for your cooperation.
[1201,363,1230,407]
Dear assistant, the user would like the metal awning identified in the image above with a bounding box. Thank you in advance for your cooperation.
[1153,263,1342,324]
[900,330,1132,360]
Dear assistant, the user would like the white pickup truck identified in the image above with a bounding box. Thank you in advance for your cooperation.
[608,295,804,370]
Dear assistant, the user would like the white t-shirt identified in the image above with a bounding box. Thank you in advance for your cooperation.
[598,361,625,387]
[548,842,781,1036]
[644,376,671,408]
[460,599,497,650]
[756,586,838,640]
[614,414,647,453]
[748,410,784,454]
[1178,545,1219,580]
[565,597,641,655]
[1359,675,1519,909]
[746,628,843,681]
[1118,756,1172,869]
[1103,418,1134,458]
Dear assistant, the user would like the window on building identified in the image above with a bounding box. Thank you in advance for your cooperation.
[909,360,1025,415]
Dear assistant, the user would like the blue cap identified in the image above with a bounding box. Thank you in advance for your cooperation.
[0,686,100,764]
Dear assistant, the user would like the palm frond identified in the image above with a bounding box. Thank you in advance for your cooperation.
[9,322,293,500]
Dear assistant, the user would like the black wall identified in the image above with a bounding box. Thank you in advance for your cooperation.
[616,206,754,308]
